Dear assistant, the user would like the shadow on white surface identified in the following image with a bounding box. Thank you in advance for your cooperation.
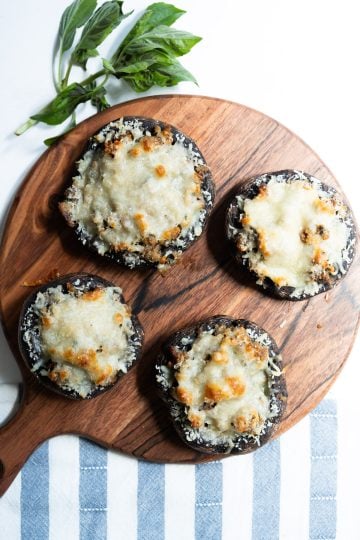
[0,384,20,427]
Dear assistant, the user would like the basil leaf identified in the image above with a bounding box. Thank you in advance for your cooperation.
[59,0,97,52]
[72,1,131,69]
[43,115,77,146]
[113,50,172,75]
[90,85,110,111]
[102,58,117,73]
[112,2,185,67]
[152,59,197,84]
[72,48,99,69]
[124,58,197,91]
[31,83,101,125]
[125,26,201,57]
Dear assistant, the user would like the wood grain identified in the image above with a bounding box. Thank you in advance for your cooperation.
[0,95,359,497]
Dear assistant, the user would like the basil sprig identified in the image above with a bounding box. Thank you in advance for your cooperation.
[15,1,201,144]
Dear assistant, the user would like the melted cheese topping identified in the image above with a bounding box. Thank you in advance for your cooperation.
[31,285,135,397]
[62,119,208,267]
[174,326,273,439]
[239,178,350,295]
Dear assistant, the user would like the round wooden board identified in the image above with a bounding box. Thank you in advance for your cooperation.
[0,95,359,496]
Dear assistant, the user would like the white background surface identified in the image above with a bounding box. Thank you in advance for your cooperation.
[0,0,359,519]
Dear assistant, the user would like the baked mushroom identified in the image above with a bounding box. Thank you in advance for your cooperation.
[155,316,287,454]
[226,170,356,300]
[60,117,215,271]
[18,273,143,399]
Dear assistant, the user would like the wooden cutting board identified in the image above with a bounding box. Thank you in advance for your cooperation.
[0,95,359,497]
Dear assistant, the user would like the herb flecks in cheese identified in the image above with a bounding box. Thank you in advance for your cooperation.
[173,326,274,439]
[234,174,352,297]
[28,285,136,398]
[60,118,211,269]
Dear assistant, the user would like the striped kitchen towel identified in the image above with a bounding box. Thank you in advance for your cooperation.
[0,384,355,540]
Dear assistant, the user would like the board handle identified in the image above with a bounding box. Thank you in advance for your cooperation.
[0,386,50,497]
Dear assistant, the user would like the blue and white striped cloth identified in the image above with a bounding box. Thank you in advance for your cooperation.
[0,384,350,539]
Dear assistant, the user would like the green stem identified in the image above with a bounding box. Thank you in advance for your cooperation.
[81,68,107,87]
[15,118,38,136]
[57,42,64,92]
[62,60,73,90]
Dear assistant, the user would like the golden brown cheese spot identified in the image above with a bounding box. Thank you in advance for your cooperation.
[192,172,202,195]
[220,327,247,348]
[107,217,117,229]
[141,136,161,152]
[104,139,122,158]
[154,124,173,145]
[114,313,123,325]
[300,227,315,244]
[245,340,268,363]
[258,185,268,198]
[234,415,248,433]
[249,411,262,431]
[177,387,193,405]
[314,198,336,214]
[64,348,96,368]
[96,366,115,385]
[62,348,114,385]
[300,225,330,244]
[204,382,230,402]
[312,247,325,265]
[241,215,251,226]
[188,412,204,429]
[257,229,270,258]
[82,288,104,301]
[323,261,335,272]
[49,369,69,383]
[228,326,247,341]
[114,242,132,252]
[211,350,228,364]
[49,371,58,382]
[155,164,166,178]
[161,127,173,144]
[128,146,142,158]
[162,226,181,241]
[41,316,52,328]
[272,276,288,287]
[134,213,147,235]
[59,370,68,381]
[225,376,246,397]
[316,224,330,240]
[234,411,261,433]
[312,248,335,277]
[193,171,202,183]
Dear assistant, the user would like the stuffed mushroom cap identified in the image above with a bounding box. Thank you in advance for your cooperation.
[18,273,143,399]
[226,170,356,300]
[155,316,287,454]
[60,117,215,271]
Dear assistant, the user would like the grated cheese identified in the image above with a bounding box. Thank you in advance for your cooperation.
[170,325,279,442]
[61,118,210,268]
[230,172,354,298]
[23,285,137,398]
